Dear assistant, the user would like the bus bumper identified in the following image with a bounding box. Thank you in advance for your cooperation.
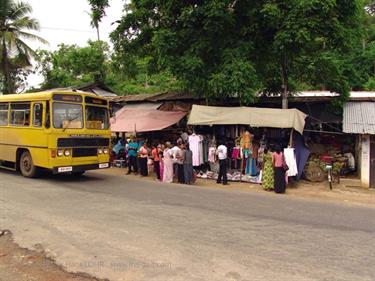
[52,163,110,174]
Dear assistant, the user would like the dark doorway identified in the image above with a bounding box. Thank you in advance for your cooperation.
[371,136,375,189]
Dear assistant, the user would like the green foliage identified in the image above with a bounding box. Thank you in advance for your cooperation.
[0,0,47,94]
[35,41,180,95]
[111,0,365,104]
[364,76,375,90]
[36,41,109,89]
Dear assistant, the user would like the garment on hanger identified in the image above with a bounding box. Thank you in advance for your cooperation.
[208,146,216,163]
[284,147,298,177]
[203,136,209,163]
[242,131,253,150]
[232,147,240,160]
[199,135,204,165]
[252,141,259,159]
[189,134,201,166]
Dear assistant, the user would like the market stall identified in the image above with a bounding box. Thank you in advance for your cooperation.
[111,108,187,133]
[186,105,308,183]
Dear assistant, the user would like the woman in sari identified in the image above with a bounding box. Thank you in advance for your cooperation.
[262,148,274,191]
[162,142,173,183]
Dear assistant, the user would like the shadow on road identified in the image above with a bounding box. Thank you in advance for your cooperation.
[0,168,105,184]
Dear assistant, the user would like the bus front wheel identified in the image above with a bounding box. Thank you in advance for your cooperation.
[19,151,38,178]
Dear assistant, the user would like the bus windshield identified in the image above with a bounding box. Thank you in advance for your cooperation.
[86,106,109,130]
[53,102,83,129]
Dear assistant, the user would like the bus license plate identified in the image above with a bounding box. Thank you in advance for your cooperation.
[58,166,73,173]
[99,163,109,169]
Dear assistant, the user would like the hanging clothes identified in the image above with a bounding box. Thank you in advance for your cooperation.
[242,131,252,149]
[208,146,216,163]
[199,135,204,165]
[188,134,201,166]
[284,148,298,177]
[249,157,257,176]
[202,136,209,163]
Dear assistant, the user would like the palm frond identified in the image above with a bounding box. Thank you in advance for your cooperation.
[0,0,12,19]
[15,37,36,57]
[15,30,48,45]
[11,16,40,31]
[9,1,32,21]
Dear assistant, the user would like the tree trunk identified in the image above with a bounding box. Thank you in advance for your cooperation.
[2,40,13,94]
[96,26,100,41]
[280,55,288,109]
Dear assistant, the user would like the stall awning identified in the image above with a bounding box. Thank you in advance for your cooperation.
[187,105,307,134]
[111,108,187,133]
[343,102,375,134]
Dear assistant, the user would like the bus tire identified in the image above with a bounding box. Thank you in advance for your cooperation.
[19,151,38,178]
[71,171,85,177]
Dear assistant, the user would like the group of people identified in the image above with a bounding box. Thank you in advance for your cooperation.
[125,137,195,185]
[112,133,289,193]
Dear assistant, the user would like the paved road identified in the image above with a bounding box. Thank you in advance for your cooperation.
[0,170,374,281]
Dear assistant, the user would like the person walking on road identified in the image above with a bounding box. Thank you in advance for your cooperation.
[127,137,138,175]
[216,140,228,185]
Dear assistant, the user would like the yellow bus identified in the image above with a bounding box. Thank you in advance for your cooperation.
[0,91,111,177]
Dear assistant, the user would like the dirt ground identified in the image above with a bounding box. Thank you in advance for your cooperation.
[0,230,107,281]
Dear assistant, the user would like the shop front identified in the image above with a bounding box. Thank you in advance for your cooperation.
[187,105,308,184]
[343,102,375,189]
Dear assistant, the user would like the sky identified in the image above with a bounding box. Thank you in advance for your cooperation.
[25,0,125,87]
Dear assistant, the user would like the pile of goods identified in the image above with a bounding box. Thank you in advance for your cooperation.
[304,152,350,182]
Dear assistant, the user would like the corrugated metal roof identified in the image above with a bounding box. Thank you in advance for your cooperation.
[112,93,162,102]
[343,102,375,134]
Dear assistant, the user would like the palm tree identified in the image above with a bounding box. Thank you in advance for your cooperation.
[87,10,101,41]
[0,0,47,94]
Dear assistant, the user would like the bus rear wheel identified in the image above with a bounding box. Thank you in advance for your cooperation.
[19,151,38,178]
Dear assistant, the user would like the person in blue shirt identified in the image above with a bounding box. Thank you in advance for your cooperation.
[127,137,139,175]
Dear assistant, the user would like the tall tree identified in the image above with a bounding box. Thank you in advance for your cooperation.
[87,0,109,41]
[111,0,364,106]
[35,41,109,89]
[0,0,47,94]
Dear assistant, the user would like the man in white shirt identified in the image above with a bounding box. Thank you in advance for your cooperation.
[216,140,228,185]
[171,142,181,179]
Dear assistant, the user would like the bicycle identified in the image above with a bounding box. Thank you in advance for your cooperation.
[321,156,334,190]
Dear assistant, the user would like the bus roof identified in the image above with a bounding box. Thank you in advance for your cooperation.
[0,91,105,102]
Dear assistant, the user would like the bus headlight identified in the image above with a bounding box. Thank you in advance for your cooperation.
[103,148,109,154]
[98,148,103,154]
[57,149,64,157]
[64,149,71,156]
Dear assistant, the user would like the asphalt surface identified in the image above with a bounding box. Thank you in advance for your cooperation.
[0,169,374,281]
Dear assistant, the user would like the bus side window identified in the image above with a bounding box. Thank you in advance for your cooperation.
[45,102,50,128]
[0,103,8,126]
[10,103,31,126]
[33,103,43,127]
